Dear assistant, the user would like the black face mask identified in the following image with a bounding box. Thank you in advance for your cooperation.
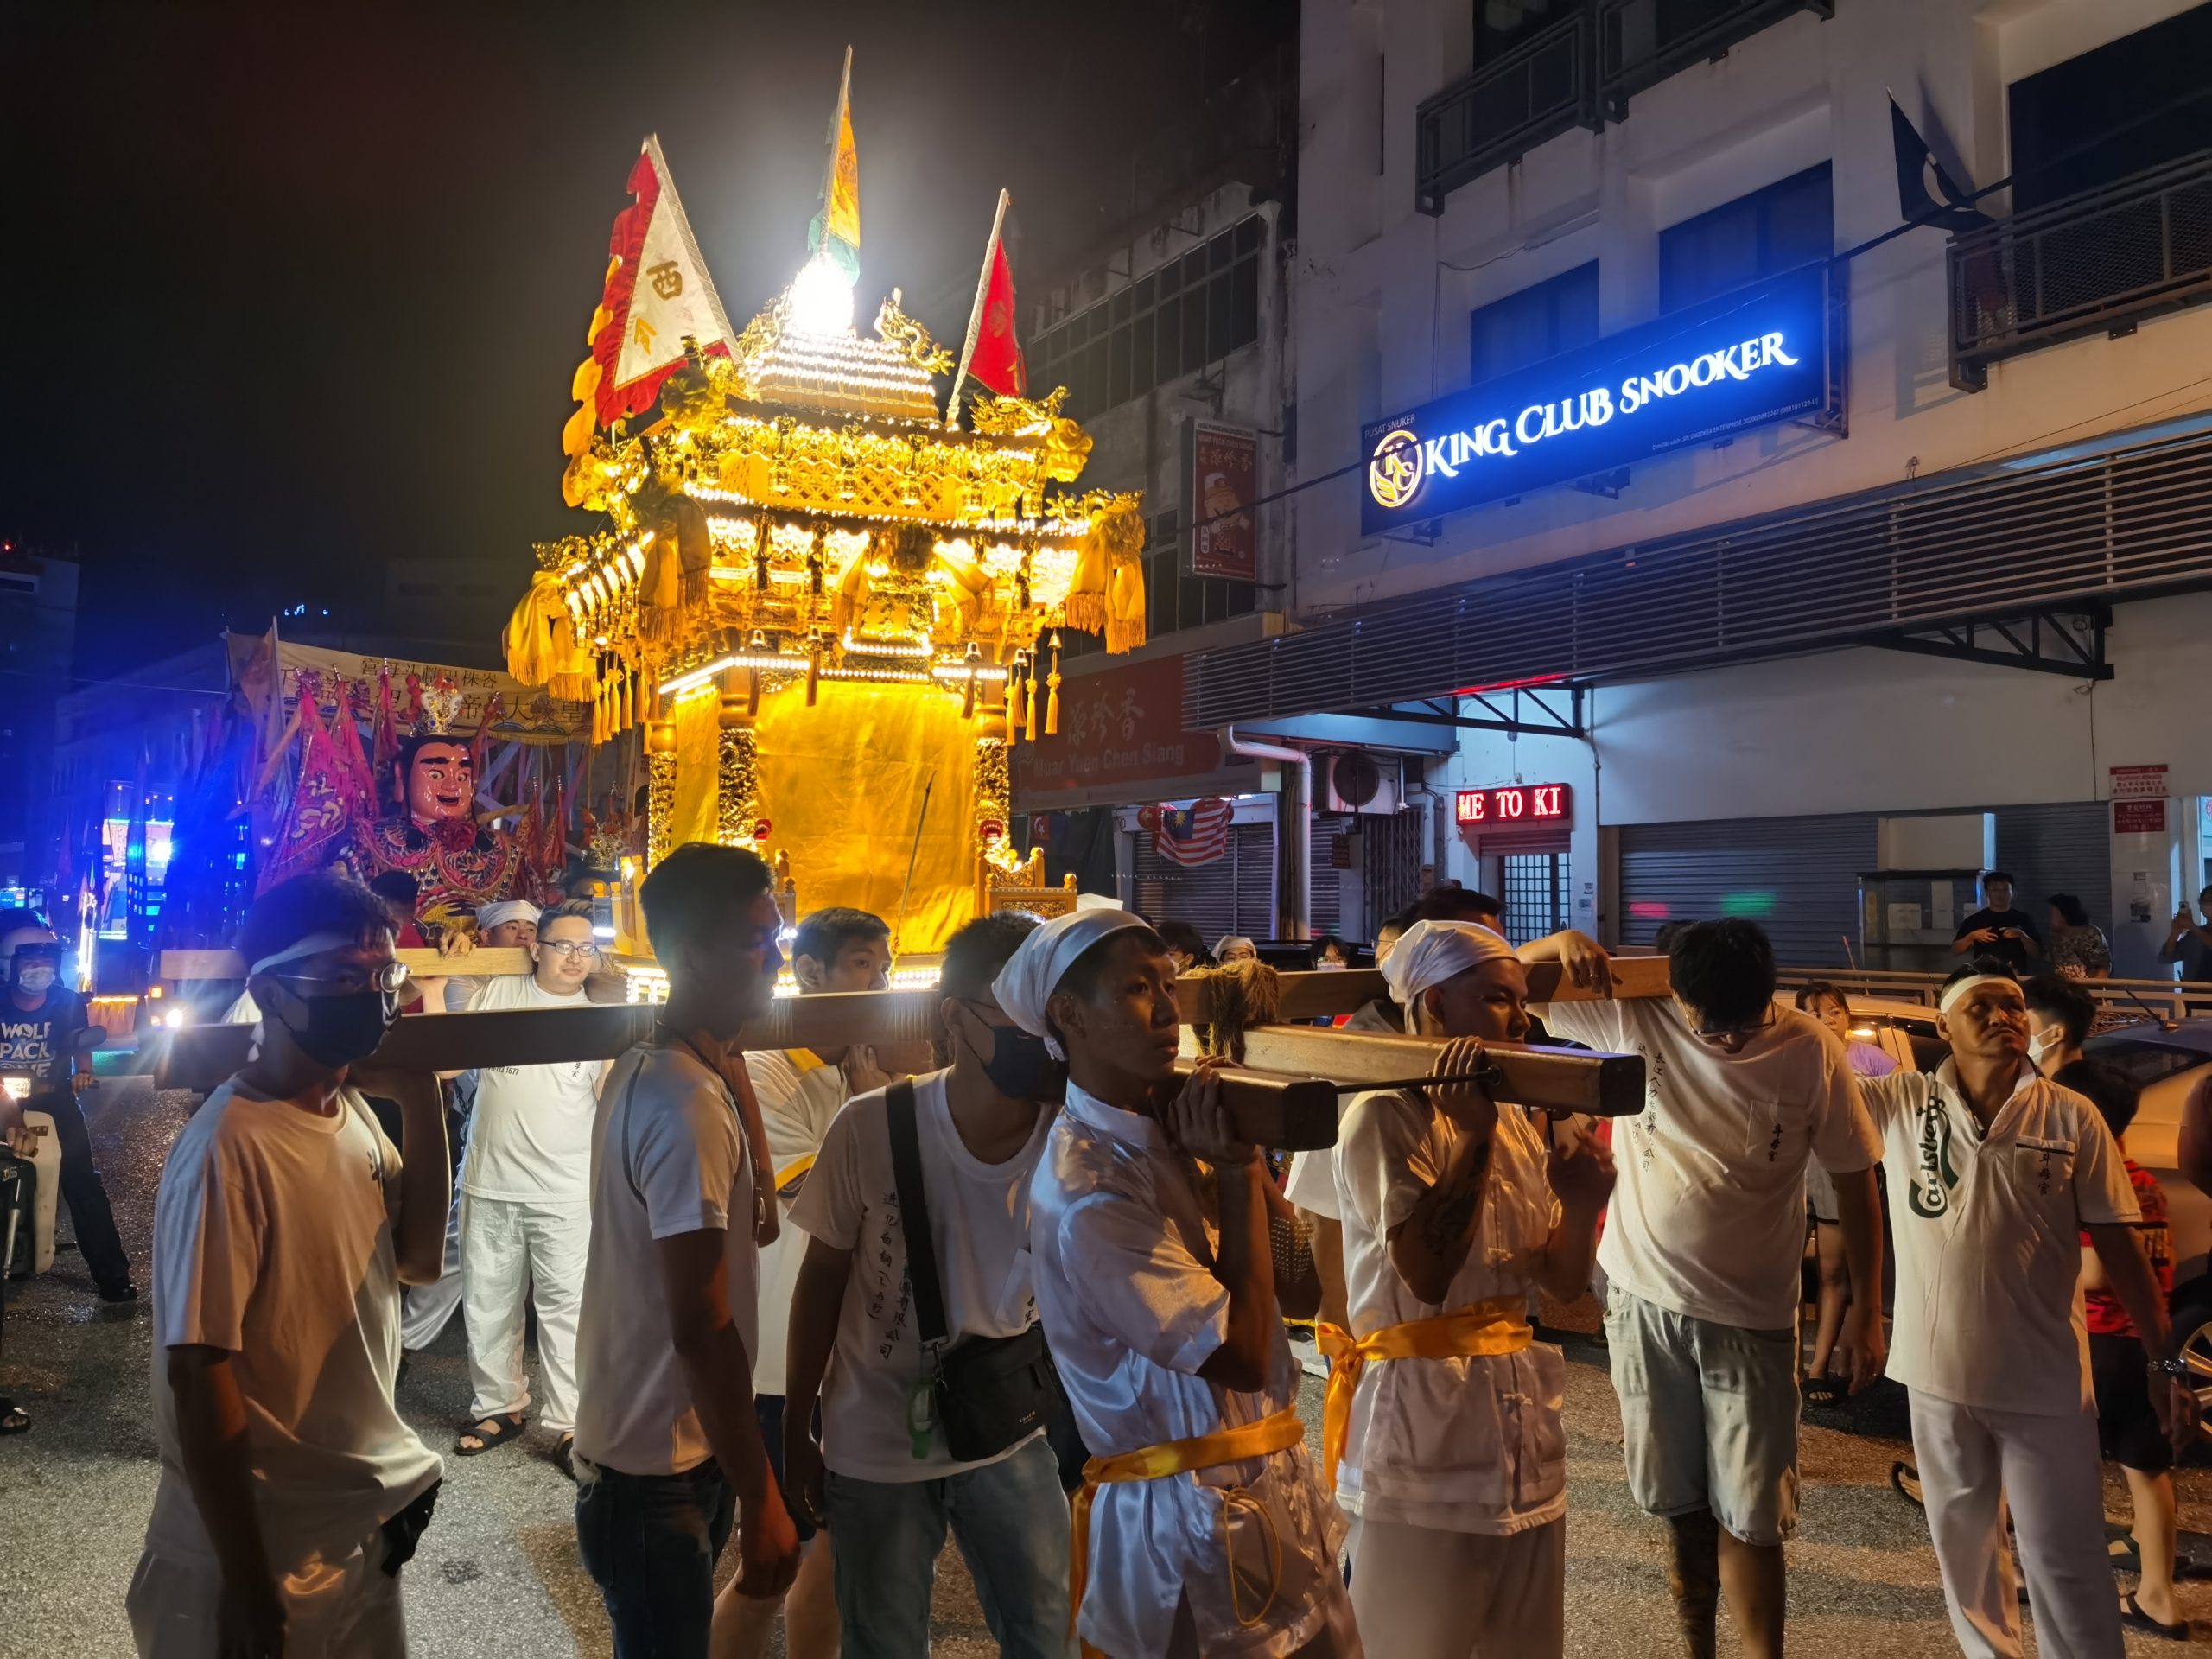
[977,1020,1065,1102]
[276,988,400,1070]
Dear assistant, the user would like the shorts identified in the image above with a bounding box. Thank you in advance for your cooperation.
[755,1392,821,1543]
[2090,1331,2173,1472]
[1805,1162,1840,1227]
[1605,1288,1800,1545]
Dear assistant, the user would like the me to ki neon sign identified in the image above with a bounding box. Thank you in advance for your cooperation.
[1456,783,1571,824]
[1361,263,1840,532]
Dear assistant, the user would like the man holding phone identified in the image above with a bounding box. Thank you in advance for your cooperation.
[1952,871,2042,973]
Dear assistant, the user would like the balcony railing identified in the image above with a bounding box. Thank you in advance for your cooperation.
[1949,149,2212,391]
[1415,13,1597,217]
[1597,0,1832,119]
[1415,0,1832,214]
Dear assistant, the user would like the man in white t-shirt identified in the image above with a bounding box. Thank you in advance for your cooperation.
[396,898,544,1357]
[1314,921,1613,1657]
[783,911,1073,1656]
[451,899,607,1473]
[1863,963,2194,1659]
[1012,908,1355,1659]
[574,842,798,1658]
[129,871,449,1659]
[717,904,898,1659]
[1524,920,1885,1659]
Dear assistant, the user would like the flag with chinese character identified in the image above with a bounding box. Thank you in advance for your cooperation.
[563,136,735,467]
[809,47,861,278]
[1138,798,1232,867]
[957,189,1026,399]
[258,717,355,893]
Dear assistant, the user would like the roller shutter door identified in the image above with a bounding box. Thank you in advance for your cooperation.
[1132,819,1277,941]
[1309,812,1354,939]
[1994,803,2113,940]
[1618,813,1878,967]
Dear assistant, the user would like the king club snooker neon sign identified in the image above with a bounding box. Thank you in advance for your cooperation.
[1362,264,1843,534]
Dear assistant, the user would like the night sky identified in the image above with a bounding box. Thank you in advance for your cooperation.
[4,2,1288,680]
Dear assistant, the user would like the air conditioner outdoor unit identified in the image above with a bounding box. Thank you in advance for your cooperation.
[1321,750,1402,815]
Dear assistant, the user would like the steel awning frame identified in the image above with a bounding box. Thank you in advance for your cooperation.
[1185,416,2212,727]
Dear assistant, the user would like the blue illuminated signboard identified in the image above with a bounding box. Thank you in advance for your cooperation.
[1361,264,1843,534]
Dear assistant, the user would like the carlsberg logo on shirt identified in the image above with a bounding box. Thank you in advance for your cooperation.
[1910,1104,1961,1218]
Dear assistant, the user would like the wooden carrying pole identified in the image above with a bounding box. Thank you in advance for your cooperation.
[1180,1027,1645,1117]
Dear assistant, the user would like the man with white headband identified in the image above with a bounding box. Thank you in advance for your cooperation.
[130,870,448,1658]
[1859,962,2192,1659]
[397,896,545,1357]
[1298,921,1611,1656]
[1011,907,1357,1657]
[1522,918,1885,1659]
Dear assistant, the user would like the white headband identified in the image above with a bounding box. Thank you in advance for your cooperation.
[249,931,362,977]
[1215,935,1256,959]
[1381,918,1519,1007]
[477,899,542,932]
[1939,972,2018,1014]
[992,906,1150,1061]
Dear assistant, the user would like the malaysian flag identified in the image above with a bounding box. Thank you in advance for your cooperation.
[1139,798,1233,867]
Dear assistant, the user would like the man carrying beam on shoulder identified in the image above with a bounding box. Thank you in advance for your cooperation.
[1316,920,1613,1656]
[1007,907,1358,1658]
[1520,919,1885,1659]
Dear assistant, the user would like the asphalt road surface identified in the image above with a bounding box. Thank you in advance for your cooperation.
[5,1072,2211,1655]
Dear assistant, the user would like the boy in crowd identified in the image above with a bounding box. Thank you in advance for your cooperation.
[130,872,448,1657]
[2069,1063,2185,1639]
[0,920,134,1302]
[715,904,899,1659]
[1953,871,2041,973]
[1792,982,1897,1403]
[574,843,798,1657]
[2023,973,2096,1088]
[781,912,1071,1656]
[1010,908,1357,1657]
[1522,920,1885,1659]
[1322,920,1614,1656]
[452,899,606,1475]
[1859,962,2191,1659]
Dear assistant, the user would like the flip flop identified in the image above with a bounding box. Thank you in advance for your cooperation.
[0,1400,28,1435]
[2121,1593,2190,1641]
[552,1434,575,1481]
[1891,1460,1923,1509]
[455,1413,527,1456]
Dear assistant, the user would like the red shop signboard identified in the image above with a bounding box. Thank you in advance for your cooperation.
[1011,654,1224,795]
[1456,783,1572,824]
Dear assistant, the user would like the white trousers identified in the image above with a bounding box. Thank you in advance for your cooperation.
[1345,1515,1564,1658]
[1908,1391,2123,1659]
[460,1192,589,1433]
[399,1180,464,1351]
[129,1531,404,1658]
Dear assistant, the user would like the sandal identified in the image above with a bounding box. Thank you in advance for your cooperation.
[551,1434,575,1481]
[0,1399,27,1435]
[1891,1459,1923,1509]
[2121,1593,2190,1641]
[454,1413,527,1455]
[1802,1376,1846,1407]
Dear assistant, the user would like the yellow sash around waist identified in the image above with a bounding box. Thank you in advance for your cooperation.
[1316,1295,1533,1492]
[1069,1403,1306,1651]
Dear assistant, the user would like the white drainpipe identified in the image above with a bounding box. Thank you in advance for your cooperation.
[1221,727,1311,940]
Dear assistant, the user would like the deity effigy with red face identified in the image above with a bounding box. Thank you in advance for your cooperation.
[340,728,536,938]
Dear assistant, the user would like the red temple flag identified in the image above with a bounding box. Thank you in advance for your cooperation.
[951,190,1026,414]
[259,719,354,893]
[563,137,737,474]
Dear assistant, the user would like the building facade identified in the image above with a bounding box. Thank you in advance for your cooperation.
[1185,0,2212,967]
[1010,36,1459,945]
[0,543,79,900]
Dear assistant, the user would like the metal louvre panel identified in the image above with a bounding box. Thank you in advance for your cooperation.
[1362,810,1426,938]
[1618,813,1878,967]
[1994,803,2113,942]
[1192,425,2212,725]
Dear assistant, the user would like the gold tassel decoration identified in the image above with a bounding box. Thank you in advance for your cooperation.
[1045,633,1062,735]
[1024,663,1039,738]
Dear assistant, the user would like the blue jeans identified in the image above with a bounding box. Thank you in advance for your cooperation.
[575,1459,735,1659]
[826,1436,1075,1659]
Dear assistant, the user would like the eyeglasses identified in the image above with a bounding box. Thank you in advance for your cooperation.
[1694,1006,1777,1045]
[274,960,411,996]
[541,942,602,962]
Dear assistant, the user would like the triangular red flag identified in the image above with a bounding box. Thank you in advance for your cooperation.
[967,236,1026,397]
